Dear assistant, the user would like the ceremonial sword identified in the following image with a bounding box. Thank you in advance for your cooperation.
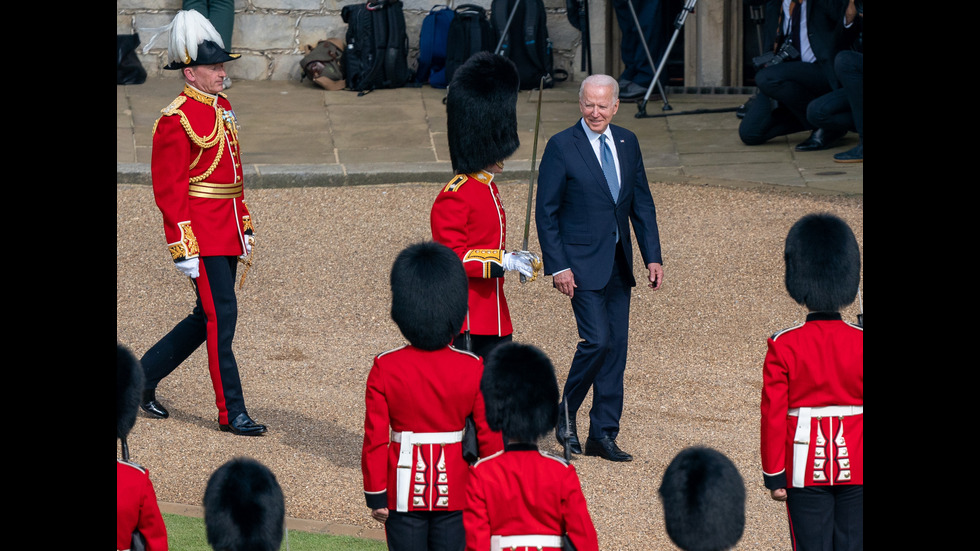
[519,77,546,284]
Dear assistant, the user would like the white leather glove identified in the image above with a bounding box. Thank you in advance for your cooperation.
[502,251,535,279]
[175,257,200,278]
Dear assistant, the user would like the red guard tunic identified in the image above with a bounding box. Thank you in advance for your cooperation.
[760,312,863,490]
[431,171,512,337]
[151,84,252,262]
[117,459,168,551]
[464,444,599,551]
[362,345,504,512]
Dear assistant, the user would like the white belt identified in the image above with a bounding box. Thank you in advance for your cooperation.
[491,535,563,550]
[789,405,863,488]
[391,430,465,444]
[392,429,464,512]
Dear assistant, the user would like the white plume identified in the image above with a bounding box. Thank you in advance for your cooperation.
[139,10,224,64]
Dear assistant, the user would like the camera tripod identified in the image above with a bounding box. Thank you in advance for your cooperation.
[634,0,739,119]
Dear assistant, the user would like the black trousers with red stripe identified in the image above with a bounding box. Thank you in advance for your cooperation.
[140,255,246,425]
[786,485,863,551]
[384,510,464,551]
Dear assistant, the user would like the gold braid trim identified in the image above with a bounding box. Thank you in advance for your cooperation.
[168,221,200,261]
[188,129,224,184]
[238,205,256,290]
[463,249,505,279]
[183,85,217,106]
[154,88,226,183]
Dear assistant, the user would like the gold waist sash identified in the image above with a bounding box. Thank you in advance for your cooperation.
[188,181,242,199]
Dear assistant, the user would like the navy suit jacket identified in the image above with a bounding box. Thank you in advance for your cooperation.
[535,120,662,291]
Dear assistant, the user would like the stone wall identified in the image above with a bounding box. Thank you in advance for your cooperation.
[116,0,586,82]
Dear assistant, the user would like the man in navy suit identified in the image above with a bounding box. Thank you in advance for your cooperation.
[535,74,663,462]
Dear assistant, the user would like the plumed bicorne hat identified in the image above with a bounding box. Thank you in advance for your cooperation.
[204,457,285,551]
[446,52,520,175]
[117,343,144,441]
[390,241,468,351]
[784,212,861,312]
[141,9,240,70]
[481,342,559,443]
[659,446,746,551]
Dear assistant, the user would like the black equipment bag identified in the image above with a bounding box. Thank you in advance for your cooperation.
[490,0,564,89]
[341,0,411,95]
[117,33,147,85]
[417,5,455,87]
[565,0,584,30]
[444,4,495,87]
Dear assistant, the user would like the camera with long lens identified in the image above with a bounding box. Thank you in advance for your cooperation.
[752,42,801,70]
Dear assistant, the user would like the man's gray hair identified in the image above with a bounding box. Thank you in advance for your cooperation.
[579,74,619,101]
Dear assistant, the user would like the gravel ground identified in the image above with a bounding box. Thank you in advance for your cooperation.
[116,179,862,550]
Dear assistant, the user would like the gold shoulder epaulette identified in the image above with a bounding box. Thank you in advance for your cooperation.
[443,174,468,193]
[152,95,188,135]
[161,95,188,116]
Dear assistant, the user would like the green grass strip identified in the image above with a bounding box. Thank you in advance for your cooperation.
[161,513,387,550]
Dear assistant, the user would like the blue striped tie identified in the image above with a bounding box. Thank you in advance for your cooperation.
[600,134,619,203]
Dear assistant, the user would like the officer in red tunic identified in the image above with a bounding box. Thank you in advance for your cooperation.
[117,344,168,551]
[137,10,266,436]
[760,212,863,551]
[465,342,599,551]
[362,242,504,551]
[431,52,541,359]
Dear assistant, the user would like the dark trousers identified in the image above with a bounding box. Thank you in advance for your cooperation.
[452,332,511,359]
[612,0,667,87]
[564,248,632,440]
[740,60,831,145]
[140,255,246,425]
[806,51,863,138]
[837,50,863,139]
[384,510,464,551]
[786,485,863,551]
[181,0,235,50]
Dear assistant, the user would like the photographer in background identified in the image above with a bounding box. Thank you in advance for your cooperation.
[739,0,858,150]
[806,0,863,162]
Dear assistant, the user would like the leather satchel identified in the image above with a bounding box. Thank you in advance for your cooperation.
[300,38,346,90]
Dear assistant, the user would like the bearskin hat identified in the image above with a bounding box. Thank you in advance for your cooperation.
[481,342,559,443]
[784,212,861,312]
[204,457,285,551]
[390,241,468,351]
[117,344,144,441]
[659,447,746,551]
[446,52,520,175]
[141,9,240,70]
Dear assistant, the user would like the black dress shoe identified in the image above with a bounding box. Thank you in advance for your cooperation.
[584,436,633,462]
[555,405,582,454]
[220,412,268,436]
[795,128,847,152]
[833,142,863,163]
[140,389,169,419]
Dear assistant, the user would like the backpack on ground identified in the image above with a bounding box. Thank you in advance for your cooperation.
[299,38,346,90]
[444,4,495,87]
[417,5,455,86]
[341,0,411,95]
[490,0,566,89]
